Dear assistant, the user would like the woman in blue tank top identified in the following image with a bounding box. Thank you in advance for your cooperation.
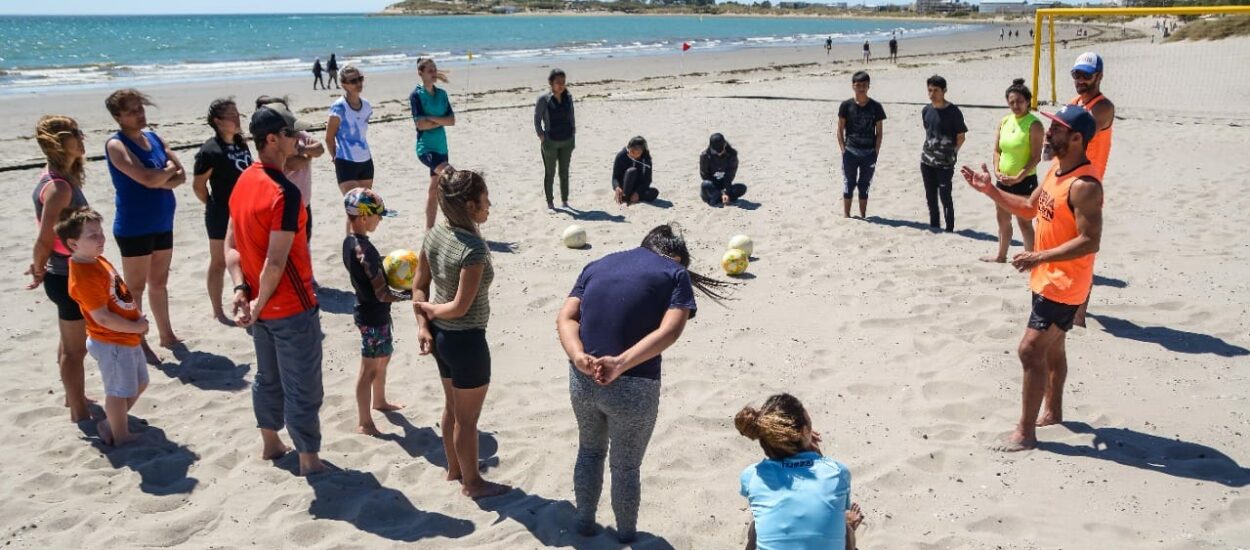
[736,393,865,550]
[104,89,185,363]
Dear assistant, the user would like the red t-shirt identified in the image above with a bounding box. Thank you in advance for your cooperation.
[229,162,316,321]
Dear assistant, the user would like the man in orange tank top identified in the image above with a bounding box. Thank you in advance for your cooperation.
[961,104,1104,452]
[1070,52,1114,328]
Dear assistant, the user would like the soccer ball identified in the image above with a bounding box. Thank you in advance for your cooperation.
[563,224,587,248]
[382,249,419,290]
[728,234,753,256]
[721,248,749,276]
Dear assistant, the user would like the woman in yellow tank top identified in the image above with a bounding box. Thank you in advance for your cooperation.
[983,79,1043,263]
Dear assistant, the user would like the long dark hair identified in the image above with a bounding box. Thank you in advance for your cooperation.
[641,224,734,303]
[206,97,246,148]
[627,135,649,157]
[438,168,488,235]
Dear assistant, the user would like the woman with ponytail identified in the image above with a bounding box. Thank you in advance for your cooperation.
[192,98,253,324]
[556,224,733,542]
[29,115,92,422]
[736,393,864,550]
[982,78,1042,263]
[412,168,509,499]
[409,57,456,229]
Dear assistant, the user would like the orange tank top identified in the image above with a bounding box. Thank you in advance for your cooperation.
[1029,162,1101,305]
[1072,94,1112,180]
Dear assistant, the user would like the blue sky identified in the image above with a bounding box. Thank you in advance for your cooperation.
[1,1,395,15]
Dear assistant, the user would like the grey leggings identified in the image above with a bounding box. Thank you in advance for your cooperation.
[569,365,660,539]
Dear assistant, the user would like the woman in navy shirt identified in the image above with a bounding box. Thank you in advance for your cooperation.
[556,225,731,542]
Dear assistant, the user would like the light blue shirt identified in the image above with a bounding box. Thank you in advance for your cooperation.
[328,96,372,162]
[740,452,851,550]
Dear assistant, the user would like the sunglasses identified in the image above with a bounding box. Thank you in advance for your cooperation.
[57,128,85,139]
[344,76,364,85]
[1071,70,1094,81]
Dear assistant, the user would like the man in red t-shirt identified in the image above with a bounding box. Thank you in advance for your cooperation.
[226,105,325,476]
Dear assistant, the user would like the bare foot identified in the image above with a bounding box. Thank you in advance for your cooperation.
[990,431,1037,453]
[69,406,90,423]
[1036,411,1063,427]
[141,341,161,366]
[357,423,383,437]
[462,479,511,499]
[97,419,114,446]
[980,255,1007,263]
[373,402,405,412]
[159,336,183,349]
[299,457,328,476]
[446,470,463,482]
[261,443,292,460]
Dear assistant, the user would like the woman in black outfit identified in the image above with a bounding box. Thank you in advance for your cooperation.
[611,136,657,206]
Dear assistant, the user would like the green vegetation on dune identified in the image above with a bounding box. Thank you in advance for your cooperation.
[1167,14,1250,41]
[385,0,935,17]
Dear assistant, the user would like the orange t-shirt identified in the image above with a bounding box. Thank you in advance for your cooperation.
[1072,94,1112,181]
[68,256,142,346]
[1030,163,1101,305]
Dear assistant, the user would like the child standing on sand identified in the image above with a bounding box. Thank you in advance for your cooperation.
[61,207,150,446]
[341,188,410,436]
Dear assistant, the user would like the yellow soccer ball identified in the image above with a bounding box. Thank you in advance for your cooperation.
[382,249,420,290]
[721,248,749,276]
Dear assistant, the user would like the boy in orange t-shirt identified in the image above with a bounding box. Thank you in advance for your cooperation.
[59,208,150,446]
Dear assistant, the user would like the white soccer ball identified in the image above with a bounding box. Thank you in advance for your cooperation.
[728,234,753,256]
[562,224,587,248]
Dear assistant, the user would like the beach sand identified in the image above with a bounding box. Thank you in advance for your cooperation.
[2,21,1248,549]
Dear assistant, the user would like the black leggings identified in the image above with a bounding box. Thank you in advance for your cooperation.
[622,167,658,203]
[921,163,955,231]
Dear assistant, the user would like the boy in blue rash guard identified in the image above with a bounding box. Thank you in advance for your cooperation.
[736,393,865,550]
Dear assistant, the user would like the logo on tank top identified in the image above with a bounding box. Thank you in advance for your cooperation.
[1037,189,1056,221]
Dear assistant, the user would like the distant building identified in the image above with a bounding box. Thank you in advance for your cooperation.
[914,0,966,14]
[779,1,813,7]
[979,1,1039,14]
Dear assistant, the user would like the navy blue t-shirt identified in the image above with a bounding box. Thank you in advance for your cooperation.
[569,247,698,380]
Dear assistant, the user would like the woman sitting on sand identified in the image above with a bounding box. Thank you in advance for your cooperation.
[28,115,92,422]
[611,136,658,206]
[557,224,732,542]
[736,393,865,550]
[982,78,1041,264]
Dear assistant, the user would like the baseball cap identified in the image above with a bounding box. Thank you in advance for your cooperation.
[1072,52,1103,75]
[1041,104,1097,144]
[249,106,298,140]
[344,187,397,218]
[263,101,311,131]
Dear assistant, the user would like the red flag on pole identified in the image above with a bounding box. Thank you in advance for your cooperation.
[682,42,692,52]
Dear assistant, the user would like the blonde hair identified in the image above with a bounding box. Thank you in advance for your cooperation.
[438,168,487,235]
[417,57,449,83]
[735,393,811,460]
[35,115,85,187]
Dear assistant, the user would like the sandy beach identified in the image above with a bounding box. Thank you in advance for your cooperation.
[2,18,1248,550]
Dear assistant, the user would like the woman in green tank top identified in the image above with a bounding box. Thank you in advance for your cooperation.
[983,78,1043,263]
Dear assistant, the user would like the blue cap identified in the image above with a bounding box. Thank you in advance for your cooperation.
[1041,104,1097,144]
[1072,52,1103,74]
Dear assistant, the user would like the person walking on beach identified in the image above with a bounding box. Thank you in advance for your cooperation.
[312,58,325,90]
[699,133,747,207]
[326,53,339,89]
[28,115,92,422]
[412,168,510,499]
[1069,52,1114,327]
[535,68,576,210]
[736,393,865,550]
[961,104,1104,452]
[982,78,1042,264]
[103,88,184,365]
[861,40,870,63]
[226,105,326,476]
[825,37,833,55]
[889,35,898,63]
[256,97,324,251]
[193,98,253,325]
[837,70,886,219]
[327,65,373,202]
[920,75,967,232]
[557,224,731,542]
[612,136,658,206]
[411,57,456,229]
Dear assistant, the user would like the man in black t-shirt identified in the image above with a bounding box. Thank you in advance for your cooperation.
[889,36,898,63]
[920,74,968,232]
[837,71,886,219]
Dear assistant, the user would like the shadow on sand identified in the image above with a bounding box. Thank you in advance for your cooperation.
[381,411,500,473]
[80,409,199,496]
[1089,313,1250,357]
[315,286,357,315]
[157,343,250,392]
[302,464,476,542]
[1039,422,1250,487]
[475,488,677,549]
[863,215,1016,245]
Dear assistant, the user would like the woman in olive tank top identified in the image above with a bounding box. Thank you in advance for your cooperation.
[984,79,1043,263]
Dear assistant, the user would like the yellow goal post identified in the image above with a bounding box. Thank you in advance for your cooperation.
[1031,5,1250,109]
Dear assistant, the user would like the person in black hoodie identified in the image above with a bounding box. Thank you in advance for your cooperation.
[611,136,657,206]
[699,133,747,207]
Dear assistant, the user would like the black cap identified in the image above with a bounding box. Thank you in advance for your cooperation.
[709,133,726,152]
[1041,104,1097,145]
[249,106,296,140]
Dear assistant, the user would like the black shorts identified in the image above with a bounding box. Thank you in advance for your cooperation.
[334,158,375,184]
[430,325,491,389]
[996,174,1039,197]
[205,204,229,240]
[44,272,84,321]
[418,151,449,176]
[1028,292,1080,332]
[115,231,174,257]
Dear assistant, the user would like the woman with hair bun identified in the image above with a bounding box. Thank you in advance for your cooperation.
[736,393,864,550]
[983,78,1042,263]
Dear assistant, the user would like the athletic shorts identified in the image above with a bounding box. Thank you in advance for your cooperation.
[115,231,174,258]
[44,272,84,321]
[1028,292,1080,332]
[996,174,1039,197]
[430,325,490,389]
[205,203,229,240]
[87,338,149,398]
[418,151,449,176]
[334,158,375,184]
[358,323,394,359]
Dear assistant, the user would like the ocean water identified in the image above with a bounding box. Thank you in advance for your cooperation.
[0,14,974,92]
